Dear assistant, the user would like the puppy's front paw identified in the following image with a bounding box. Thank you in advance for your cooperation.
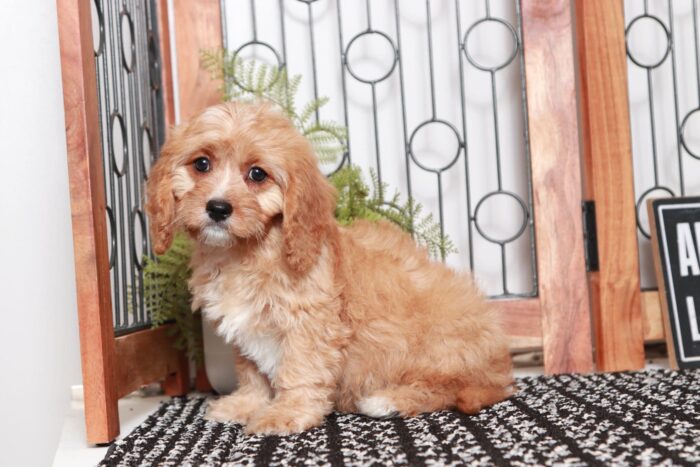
[245,407,324,436]
[205,391,269,425]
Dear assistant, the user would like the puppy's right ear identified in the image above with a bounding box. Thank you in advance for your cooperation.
[146,144,177,255]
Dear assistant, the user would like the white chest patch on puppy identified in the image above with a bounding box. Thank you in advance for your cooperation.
[203,280,282,379]
[208,301,282,380]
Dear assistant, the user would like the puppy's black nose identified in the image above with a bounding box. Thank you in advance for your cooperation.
[206,199,233,222]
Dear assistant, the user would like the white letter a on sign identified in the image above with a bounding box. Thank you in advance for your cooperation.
[677,223,700,277]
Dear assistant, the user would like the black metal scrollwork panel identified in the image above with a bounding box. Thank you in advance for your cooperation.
[624,0,700,289]
[92,0,166,334]
[222,0,536,298]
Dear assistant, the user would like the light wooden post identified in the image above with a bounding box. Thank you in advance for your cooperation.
[575,0,645,371]
[56,0,119,443]
[172,0,223,121]
[520,0,594,374]
[57,0,192,444]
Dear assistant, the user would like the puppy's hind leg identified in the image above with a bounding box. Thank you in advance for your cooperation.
[357,382,457,418]
[455,385,512,415]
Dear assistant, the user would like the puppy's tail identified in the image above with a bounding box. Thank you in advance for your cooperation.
[455,383,515,415]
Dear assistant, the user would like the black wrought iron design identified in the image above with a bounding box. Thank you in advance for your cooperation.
[92,0,165,334]
[624,0,700,289]
[221,0,536,298]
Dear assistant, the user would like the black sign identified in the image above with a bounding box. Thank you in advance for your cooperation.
[649,197,700,369]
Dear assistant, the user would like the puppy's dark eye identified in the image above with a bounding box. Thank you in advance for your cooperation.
[248,166,267,182]
[193,156,211,173]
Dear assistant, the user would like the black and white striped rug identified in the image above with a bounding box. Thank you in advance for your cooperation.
[100,369,700,466]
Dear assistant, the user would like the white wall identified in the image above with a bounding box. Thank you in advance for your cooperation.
[0,1,82,466]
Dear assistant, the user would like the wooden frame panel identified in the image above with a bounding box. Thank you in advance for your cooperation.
[57,0,119,443]
[57,0,188,444]
[499,299,543,352]
[520,0,593,374]
[575,0,645,371]
[172,0,222,121]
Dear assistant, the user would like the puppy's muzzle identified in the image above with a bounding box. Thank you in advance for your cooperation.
[206,199,233,222]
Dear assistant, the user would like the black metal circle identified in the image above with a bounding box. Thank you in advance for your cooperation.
[232,41,283,92]
[110,112,128,177]
[140,123,154,178]
[473,190,529,244]
[680,108,700,160]
[344,30,398,84]
[625,15,671,69]
[323,151,350,177]
[131,208,148,270]
[148,32,161,91]
[463,17,519,72]
[120,9,136,72]
[408,119,463,172]
[636,186,675,238]
[106,206,116,269]
[92,0,105,57]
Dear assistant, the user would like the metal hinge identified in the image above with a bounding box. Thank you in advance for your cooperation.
[582,201,599,272]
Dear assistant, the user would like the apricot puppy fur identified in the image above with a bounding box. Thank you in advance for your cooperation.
[146,101,513,435]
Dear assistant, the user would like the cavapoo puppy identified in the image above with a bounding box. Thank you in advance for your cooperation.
[146,101,513,435]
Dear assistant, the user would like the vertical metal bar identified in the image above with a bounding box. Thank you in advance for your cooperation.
[221,0,228,50]
[646,68,660,186]
[250,0,258,41]
[668,0,685,195]
[455,0,474,271]
[278,0,287,66]
[365,0,372,31]
[95,0,121,328]
[693,0,700,104]
[336,0,352,163]
[436,172,446,260]
[490,70,503,191]
[106,0,129,330]
[370,84,383,194]
[307,2,320,122]
[501,243,509,294]
[393,0,413,204]
[425,0,437,120]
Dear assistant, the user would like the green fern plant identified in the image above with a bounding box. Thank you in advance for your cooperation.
[201,50,347,164]
[143,233,202,364]
[330,165,456,259]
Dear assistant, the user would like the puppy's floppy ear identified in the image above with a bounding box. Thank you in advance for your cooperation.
[282,152,337,274]
[146,142,177,255]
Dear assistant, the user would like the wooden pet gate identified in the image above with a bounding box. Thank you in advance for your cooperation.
[57,0,680,444]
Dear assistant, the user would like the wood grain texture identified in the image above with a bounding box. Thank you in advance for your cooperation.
[521,0,593,374]
[173,0,222,121]
[646,201,678,368]
[642,290,665,342]
[498,299,543,352]
[158,0,176,127]
[575,0,645,371]
[115,325,189,398]
[56,0,119,444]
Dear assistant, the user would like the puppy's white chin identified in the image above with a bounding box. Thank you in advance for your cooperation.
[199,225,234,248]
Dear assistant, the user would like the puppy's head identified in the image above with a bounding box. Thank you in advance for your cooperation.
[146,101,336,273]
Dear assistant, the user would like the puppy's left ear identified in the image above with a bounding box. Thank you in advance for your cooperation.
[145,143,178,255]
[282,154,337,274]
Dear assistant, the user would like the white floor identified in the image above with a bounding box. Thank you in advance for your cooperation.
[53,392,169,467]
[53,361,671,466]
